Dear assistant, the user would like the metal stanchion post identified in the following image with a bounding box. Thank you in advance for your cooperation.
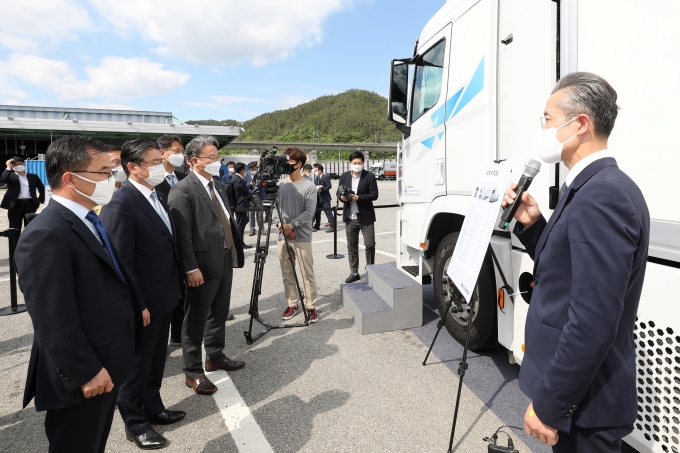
[326,202,344,260]
[0,228,27,316]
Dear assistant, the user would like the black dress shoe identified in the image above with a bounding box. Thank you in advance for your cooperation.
[345,273,361,283]
[148,409,186,425]
[242,244,253,249]
[126,428,167,450]
[168,337,181,346]
[205,357,246,372]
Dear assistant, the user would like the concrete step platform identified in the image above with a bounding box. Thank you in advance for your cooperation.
[342,264,423,334]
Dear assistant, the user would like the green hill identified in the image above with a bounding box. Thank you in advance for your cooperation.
[187,89,402,146]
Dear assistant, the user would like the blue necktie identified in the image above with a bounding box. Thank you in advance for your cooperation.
[150,191,172,233]
[166,174,175,186]
[85,210,124,279]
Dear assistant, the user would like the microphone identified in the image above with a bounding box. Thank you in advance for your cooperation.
[497,159,541,230]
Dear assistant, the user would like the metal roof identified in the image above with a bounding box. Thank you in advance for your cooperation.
[0,116,240,145]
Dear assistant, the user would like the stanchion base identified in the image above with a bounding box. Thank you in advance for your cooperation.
[326,254,345,259]
[0,304,27,316]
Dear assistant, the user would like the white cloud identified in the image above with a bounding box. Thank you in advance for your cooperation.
[1,55,190,100]
[184,95,268,109]
[0,0,93,52]
[0,88,31,105]
[87,0,353,65]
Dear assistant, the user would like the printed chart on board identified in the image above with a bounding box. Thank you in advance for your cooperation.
[447,161,512,300]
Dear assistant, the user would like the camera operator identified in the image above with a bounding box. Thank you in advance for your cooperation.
[338,151,378,283]
[277,148,319,323]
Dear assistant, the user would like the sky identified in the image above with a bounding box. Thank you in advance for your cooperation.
[0,0,446,122]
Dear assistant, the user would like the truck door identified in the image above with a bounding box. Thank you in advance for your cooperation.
[445,0,497,195]
[402,25,451,203]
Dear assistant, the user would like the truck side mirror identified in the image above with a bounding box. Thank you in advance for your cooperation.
[388,59,411,137]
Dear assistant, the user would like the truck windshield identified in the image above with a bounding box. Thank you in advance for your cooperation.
[411,39,445,123]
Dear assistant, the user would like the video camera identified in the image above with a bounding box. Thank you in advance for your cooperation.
[337,184,355,202]
[256,147,290,200]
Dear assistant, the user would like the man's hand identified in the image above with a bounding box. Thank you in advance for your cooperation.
[282,223,297,240]
[317,188,322,193]
[81,367,114,398]
[524,403,559,446]
[142,308,150,327]
[340,196,347,202]
[501,183,542,228]
[6,159,12,170]
[187,269,204,287]
[351,194,359,202]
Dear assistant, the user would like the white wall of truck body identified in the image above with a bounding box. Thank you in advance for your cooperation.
[390,1,680,452]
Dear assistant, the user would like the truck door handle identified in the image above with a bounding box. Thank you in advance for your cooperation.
[501,33,513,45]
[435,159,444,185]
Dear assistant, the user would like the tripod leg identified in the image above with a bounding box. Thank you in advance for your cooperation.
[423,294,456,366]
[447,300,474,453]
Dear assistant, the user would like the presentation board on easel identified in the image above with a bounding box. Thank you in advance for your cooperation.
[446,161,512,300]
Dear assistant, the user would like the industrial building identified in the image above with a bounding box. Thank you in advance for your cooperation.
[0,105,240,160]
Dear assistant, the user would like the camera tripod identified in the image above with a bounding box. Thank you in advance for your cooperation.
[242,190,310,345]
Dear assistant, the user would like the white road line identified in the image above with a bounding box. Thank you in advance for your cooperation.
[338,238,397,258]
[0,278,9,282]
[202,353,274,453]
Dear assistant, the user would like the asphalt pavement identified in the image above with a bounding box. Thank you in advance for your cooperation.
[0,180,613,452]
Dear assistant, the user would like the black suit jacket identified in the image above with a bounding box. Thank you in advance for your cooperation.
[314,173,332,203]
[99,182,184,316]
[337,169,379,224]
[1,169,45,210]
[15,200,143,411]
[514,158,649,432]
[168,172,244,279]
[232,174,250,207]
[155,170,187,199]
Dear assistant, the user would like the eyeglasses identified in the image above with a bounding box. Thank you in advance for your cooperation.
[72,170,116,180]
[138,159,164,167]
[196,155,220,163]
[539,114,579,128]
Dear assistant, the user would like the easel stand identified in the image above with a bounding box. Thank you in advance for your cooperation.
[0,228,26,316]
[422,248,514,452]
[243,197,310,345]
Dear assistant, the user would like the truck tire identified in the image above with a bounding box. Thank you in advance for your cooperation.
[379,175,385,181]
[432,232,498,350]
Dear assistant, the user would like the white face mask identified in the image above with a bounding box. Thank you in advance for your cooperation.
[228,167,235,173]
[13,165,25,172]
[141,164,166,187]
[167,153,185,167]
[351,164,363,173]
[72,173,116,206]
[534,117,578,164]
[113,166,127,182]
[204,161,222,177]
[251,170,257,176]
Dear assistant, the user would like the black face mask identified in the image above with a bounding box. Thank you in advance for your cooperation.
[288,163,299,175]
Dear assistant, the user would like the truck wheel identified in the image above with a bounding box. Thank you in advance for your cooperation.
[432,232,498,350]
[379,175,385,181]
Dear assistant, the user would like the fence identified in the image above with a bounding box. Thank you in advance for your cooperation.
[320,159,397,176]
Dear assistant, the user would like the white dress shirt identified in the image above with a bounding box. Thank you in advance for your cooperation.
[18,174,31,199]
[127,179,171,225]
[565,149,614,187]
[194,171,231,221]
[51,194,101,244]
[349,172,361,220]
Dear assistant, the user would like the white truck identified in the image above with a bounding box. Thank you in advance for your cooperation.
[387,1,680,452]
[370,161,398,180]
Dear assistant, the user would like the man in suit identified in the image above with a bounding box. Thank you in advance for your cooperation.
[502,72,649,452]
[338,151,379,283]
[99,139,186,449]
[1,156,45,231]
[14,135,143,453]
[230,162,251,246]
[104,144,127,190]
[168,135,246,395]
[312,163,334,233]
[220,160,235,185]
[155,134,188,345]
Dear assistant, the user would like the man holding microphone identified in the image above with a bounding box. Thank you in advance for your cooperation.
[502,72,649,452]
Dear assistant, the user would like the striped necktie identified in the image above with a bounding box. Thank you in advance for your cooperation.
[150,191,172,233]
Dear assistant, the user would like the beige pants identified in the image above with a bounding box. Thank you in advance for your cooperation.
[278,239,318,309]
